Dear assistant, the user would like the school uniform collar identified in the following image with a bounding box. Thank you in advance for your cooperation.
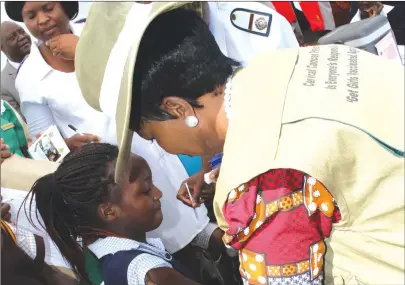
[88,236,166,259]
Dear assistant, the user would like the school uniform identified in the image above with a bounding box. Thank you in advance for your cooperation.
[87,237,196,285]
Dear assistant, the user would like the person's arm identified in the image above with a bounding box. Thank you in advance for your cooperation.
[22,102,56,141]
[127,254,200,285]
[0,194,11,222]
[177,154,213,207]
[201,154,212,173]
[146,267,201,285]
[0,139,12,163]
[3,101,31,156]
[46,34,79,60]
[22,102,100,151]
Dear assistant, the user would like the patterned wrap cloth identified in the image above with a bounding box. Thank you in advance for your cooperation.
[222,169,341,285]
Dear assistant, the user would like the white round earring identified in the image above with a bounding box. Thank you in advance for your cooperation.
[185,116,199,128]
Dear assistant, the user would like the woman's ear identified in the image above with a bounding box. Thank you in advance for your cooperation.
[98,203,119,222]
[368,3,383,18]
[375,2,384,14]
[161,97,193,119]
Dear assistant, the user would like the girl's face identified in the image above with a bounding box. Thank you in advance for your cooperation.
[22,2,70,42]
[100,155,163,238]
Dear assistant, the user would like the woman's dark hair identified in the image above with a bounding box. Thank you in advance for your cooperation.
[22,143,119,280]
[60,1,79,20]
[130,8,240,130]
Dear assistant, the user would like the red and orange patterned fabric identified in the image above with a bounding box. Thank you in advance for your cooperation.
[222,169,341,285]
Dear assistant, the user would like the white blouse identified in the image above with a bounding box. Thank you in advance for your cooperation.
[15,23,109,141]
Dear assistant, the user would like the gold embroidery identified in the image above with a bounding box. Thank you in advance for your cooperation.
[1,122,15,131]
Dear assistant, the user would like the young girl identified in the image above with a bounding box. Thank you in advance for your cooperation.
[25,143,200,285]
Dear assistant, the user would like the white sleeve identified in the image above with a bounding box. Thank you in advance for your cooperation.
[277,14,300,49]
[21,102,57,141]
[206,2,299,66]
[127,253,172,285]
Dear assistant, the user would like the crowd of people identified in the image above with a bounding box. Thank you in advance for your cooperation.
[0,1,404,285]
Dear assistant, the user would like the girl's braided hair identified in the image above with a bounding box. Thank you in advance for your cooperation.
[23,143,120,281]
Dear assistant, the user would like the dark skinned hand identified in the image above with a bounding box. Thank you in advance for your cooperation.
[1,195,11,222]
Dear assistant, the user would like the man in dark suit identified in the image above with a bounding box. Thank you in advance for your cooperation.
[1,21,31,116]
